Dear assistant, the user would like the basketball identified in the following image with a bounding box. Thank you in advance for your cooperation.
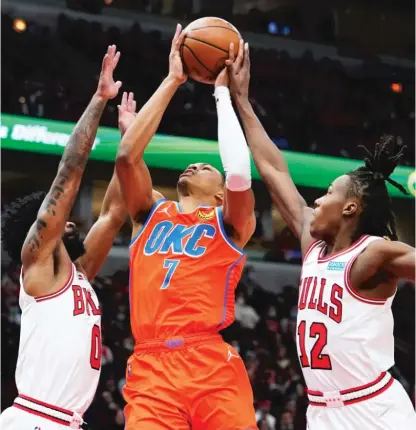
[181,17,241,84]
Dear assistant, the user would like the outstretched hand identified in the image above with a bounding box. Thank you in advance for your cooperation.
[168,24,187,84]
[214,45,233,88]
[96,45,122,100]
[226,39,250,100]
[117,92,137,136]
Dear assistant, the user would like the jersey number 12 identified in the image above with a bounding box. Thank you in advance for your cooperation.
[297,320,332,370]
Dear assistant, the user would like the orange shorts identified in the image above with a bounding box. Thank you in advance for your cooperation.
[123,333,258,430]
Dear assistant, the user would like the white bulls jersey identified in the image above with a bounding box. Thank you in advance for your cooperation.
[296,235,395,392]
[16,263,102,414]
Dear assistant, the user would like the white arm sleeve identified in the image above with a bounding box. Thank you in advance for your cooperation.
[214,86,252,192]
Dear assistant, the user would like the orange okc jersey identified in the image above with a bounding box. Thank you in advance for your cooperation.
[129,199,246,341]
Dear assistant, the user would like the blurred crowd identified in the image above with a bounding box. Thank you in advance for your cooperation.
[68,0,336,45]
[2,260,414,429]
[2,12,415,165]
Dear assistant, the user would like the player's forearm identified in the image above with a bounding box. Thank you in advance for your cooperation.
[59,94,107,174]
[99,171,126,225]
[384,247,416,281]
[215,86,254,235]
[39,94,106,221]
[234,97,289,175]
[401,252,416,281]
[23,95,107,262]
[78,173,126,280]
[234,95,307,238]
[116,76,180,164]
[215,87,251,191]
[79,213,125,280]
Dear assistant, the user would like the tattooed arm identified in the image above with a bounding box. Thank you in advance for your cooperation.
[21,46,122,276]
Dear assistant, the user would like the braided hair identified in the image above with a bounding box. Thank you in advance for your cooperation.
[1,191,46,262]
[2,191,86,263]
[346,135,408,242]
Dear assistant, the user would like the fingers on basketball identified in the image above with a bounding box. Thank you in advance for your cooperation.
[244,42,250,69]
[177,30,187,51]
[171,24,182,52]
[225,43,235,67]
[234,39,245,71]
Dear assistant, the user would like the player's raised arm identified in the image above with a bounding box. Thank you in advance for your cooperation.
[115,24,187,222]
[76,92,139,280]
[21,45,122,270]
[372,240,415,282]
[228,41,314,253]
[213,47,256,246]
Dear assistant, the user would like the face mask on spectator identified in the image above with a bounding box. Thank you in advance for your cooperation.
[231,340,240,353]
[236,296,245,305]
[280,317,289,332]
[123,337,134,352]
[118,377,125,395]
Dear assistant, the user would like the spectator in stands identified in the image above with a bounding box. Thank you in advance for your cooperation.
[1,13,414,165]
[235,292,260,329]
[256,400,276,429]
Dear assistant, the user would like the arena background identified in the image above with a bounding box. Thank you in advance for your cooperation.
[1,1,415,429]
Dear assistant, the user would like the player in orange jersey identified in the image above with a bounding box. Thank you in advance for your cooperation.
[115,25,258,430]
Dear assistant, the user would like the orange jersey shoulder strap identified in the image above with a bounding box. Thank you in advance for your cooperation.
[129,198,167,249]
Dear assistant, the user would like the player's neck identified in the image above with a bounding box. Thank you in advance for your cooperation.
[329,225,357,255]
[178,195,217,214]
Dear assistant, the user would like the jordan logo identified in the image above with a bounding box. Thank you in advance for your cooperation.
[227,347,239,362]
[158,204,171,216]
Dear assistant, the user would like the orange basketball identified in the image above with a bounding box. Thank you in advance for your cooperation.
[181,17,241,84]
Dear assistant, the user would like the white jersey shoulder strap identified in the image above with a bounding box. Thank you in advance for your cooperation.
[19,263,76,309]
[304,235,384,265]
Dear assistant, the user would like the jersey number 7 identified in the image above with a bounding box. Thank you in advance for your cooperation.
[297,320,332,370]
[160,259,180,289]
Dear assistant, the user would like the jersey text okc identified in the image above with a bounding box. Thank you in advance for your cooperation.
[144,221,216,258]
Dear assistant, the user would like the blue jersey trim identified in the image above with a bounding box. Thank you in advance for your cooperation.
[128,262,132,318]
[129,198,167,248]
[217,253,245,329]
[215,206,245,255]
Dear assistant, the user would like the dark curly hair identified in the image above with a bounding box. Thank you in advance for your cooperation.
[346,135,408,242]
[2,191,46,262]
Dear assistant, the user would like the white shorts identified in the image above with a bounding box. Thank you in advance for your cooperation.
[0,406,69,430]
[307,379,416,430]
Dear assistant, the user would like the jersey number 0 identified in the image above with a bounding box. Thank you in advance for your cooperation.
[90,324,102,370]
[297,320,332,370]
